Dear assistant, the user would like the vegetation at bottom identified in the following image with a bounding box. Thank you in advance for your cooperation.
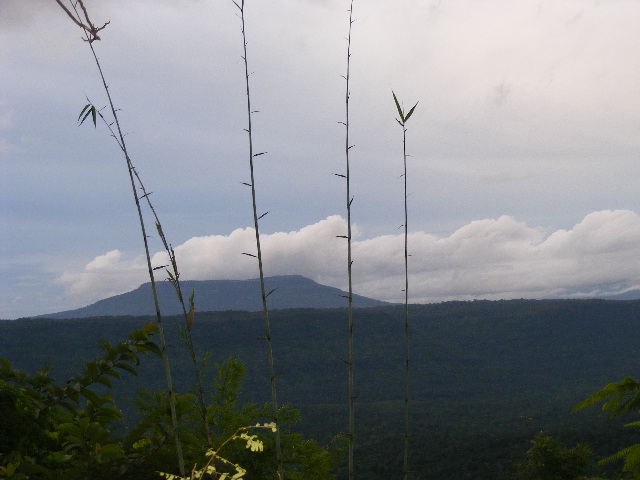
[0,326,334,479]
[3,299,640,478]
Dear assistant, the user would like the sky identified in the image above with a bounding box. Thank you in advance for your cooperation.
[1,0,640,319]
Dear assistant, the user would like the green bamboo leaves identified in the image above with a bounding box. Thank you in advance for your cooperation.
[393,91,418,127]
[77,103,97,127]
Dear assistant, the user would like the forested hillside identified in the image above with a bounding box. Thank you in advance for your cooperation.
[2,299,639,478]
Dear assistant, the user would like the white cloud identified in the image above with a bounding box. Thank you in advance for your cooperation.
[56,250,147,303]
[56,210,640,307]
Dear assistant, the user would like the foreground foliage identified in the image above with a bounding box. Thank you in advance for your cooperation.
[513,432,595,480]
[575,377,640,478]
[0,328,333,479]
[6,301,640,478]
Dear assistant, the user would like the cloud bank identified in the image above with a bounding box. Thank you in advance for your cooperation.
[57,210,640,306]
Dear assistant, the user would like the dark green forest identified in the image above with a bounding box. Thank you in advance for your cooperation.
[3,299,640,478]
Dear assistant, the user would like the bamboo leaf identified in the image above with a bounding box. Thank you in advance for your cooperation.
[77,103,91,122]
[392,91,404,121]
[80,388,101,405]
[266,288,277,298]
[78,104,97,127]
[113,362,137,376]
[404,101,419,122]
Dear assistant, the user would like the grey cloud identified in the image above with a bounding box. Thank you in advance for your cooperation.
[55,210,640,308]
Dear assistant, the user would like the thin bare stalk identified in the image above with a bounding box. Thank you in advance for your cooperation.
[86,98,213,449]
[392,91,418,480]
[402,122,410,480]
[344,3,356,479]
[136,175,213,448]
[58,1,185,474]
[232,1,283,477]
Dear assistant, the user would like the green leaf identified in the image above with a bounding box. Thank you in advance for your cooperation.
[93,376,113,388]
[574,376,640,414]
[80,388,102,405]
[77,104,91,123]
[96,443,126,461]
[113,362,137,376]
[392,91,404,122]
[132,437,153,449]
[404,101,419,123]
[78,103,97,127]
[140,340,160,357]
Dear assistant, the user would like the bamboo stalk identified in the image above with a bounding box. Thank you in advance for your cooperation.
[58,2,186,474]
[233,1,283,477]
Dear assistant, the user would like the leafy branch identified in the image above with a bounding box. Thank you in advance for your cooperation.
[158,423,277,480]
[575,376,640,473]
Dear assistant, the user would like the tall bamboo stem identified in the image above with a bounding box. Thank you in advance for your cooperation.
[234,1,283,477]
[344,2,356,479]
[59,2,185,474]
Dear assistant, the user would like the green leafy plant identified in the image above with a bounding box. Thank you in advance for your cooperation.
[1,334,333,479]
[392,90,418,480]
[0,325,161,479]
[575,377,640,476]
[157,423,277,480]
[513,432,594,480]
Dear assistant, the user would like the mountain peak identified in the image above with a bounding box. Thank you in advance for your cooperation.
[41,276,389,319]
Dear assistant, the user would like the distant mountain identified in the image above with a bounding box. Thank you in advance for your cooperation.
[39,275,389,318]
[596,289,640,300]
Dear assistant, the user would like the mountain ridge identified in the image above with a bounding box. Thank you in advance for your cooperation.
[39,275,390,319]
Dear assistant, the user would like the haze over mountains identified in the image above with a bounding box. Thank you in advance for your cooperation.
[30,273,640,320]
[38,275,389,319]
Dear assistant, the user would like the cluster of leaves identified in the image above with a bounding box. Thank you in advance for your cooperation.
[158,423,276,480]
[0,331,334,480]
[513,432,596,480]
[575,377,640,477]
[0,324,160,479]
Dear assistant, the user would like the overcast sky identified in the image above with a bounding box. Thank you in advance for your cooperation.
[1,0,639,319]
